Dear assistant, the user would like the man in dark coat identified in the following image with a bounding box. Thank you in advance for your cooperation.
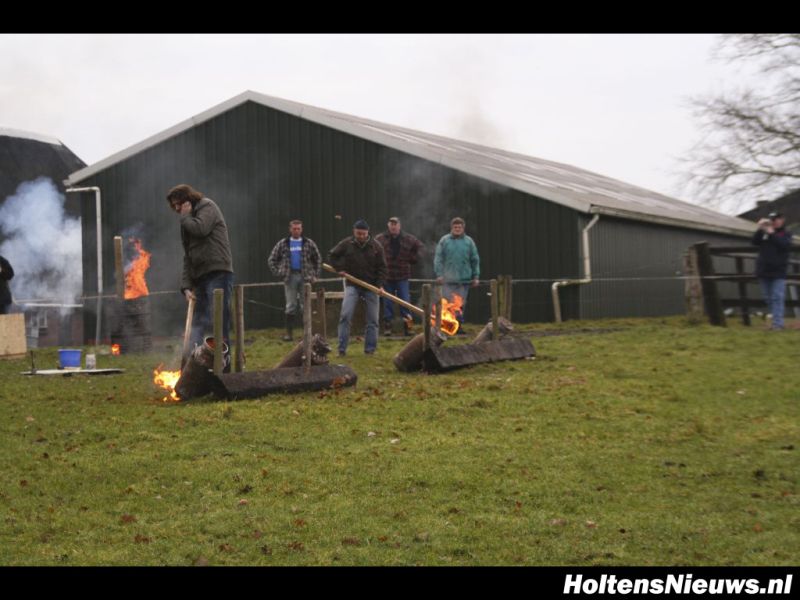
[328,219,387,356]
[0,255,14,314]
[752,211,793,330]
[168,184,235,369]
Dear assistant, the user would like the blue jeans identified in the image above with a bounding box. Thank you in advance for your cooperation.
[338,284,379,354]
[190,271,234,351]
[759,278,786,329]
[383,279,411,322]
[284,272,304,315]
[442,282,471,323]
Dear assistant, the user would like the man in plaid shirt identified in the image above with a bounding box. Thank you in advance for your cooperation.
[268,220,322,341]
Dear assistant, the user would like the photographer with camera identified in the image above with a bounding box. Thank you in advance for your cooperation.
[752,211,793,330]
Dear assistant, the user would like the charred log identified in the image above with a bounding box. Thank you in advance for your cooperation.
[275,334,331,368]
[472,317,514,344]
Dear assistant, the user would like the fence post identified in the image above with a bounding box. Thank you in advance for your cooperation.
[316,288,327,339]
[694,242,726,326]
[505,276,513,320]
[234,284,245,372]
[213,288,224,375]
[303,283,313,369]
[422,284,432,353]
[735,257,751,326]
[490,279,499,339]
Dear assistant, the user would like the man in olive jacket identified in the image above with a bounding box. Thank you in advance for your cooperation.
[328,219,387,356]
[167,184,234,369]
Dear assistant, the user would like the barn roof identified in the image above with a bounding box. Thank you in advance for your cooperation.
[66,90,755,237]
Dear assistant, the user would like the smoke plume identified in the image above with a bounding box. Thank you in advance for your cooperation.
[0,177,82,313]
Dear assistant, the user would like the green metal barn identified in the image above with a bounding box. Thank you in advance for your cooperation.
[65,91,757,342]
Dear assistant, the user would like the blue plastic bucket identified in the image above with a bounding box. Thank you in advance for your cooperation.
[58,349,83,369]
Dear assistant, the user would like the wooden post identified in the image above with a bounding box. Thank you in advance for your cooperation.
[317,288,327,339]
[421,284,432,353]
[735,257,751,326]
[694,242,726,326]
[303,283,313,368]
[684,248,704,325]
[433,283,442,335]
[497,275,506,321]
[113,236,124,299]
[234,285,245,372]
[490,279,499,339]
[213,288,224,376]
[505,276,513,320]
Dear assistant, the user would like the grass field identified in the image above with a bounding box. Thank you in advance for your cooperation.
[1,316,798,565]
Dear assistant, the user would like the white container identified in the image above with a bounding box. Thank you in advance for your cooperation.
[85,353,97,370]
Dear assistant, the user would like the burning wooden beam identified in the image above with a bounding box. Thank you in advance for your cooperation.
[424,337,536,372]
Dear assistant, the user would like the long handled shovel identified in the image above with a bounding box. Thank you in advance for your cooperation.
[181,296,196,369]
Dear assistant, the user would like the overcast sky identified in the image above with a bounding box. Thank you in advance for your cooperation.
[0,34,764,214]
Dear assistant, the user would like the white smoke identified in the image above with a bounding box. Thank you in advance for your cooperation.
[0,177,82,314]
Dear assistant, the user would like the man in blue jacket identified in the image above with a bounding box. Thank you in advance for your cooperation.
[434,217,480,334]
[752,211,793,330]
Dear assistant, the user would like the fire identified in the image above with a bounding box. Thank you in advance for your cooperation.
[111,344,121,356]
[153,364,181,402]
[431,294,462,336]
[124,238,151,300]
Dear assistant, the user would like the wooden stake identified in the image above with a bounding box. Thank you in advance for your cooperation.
[505,276,513,320]
[213,288,224,376]
[317,288,327,339]
[303,283,313,369]
[234,285,245,372]
[434,283,442,334]
[490,279,499,340]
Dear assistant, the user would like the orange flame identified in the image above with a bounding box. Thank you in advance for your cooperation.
[111,344,121,356]
[431,294,462,336]
[153,364,181,402]
[124,238,151,300]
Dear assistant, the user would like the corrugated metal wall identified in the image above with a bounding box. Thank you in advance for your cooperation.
[577,215,754,319]
[77,101,580,341]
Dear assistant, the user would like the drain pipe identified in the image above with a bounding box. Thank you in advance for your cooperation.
[551,214,600,323]
[65,186,103,347]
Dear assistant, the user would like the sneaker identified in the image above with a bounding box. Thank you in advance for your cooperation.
[364,350,375,355]
[382,322,393,336]
[338,351,346,357]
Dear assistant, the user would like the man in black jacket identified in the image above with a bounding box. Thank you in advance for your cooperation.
[0,255,14,314]
[752,211,793,330]
[328,220,387,356]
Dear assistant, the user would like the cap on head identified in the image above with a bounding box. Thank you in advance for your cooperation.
[768,211,783,220]
[388,216,400,224]
[353,219,369,230]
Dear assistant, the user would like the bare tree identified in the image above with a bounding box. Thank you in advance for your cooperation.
[681,34,800,214]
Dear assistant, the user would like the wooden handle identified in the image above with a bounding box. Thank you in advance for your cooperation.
[182,296,195,357]
[322,263,424,316]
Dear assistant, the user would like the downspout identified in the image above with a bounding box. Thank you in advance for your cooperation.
[65,186,103,347]
[551,214,600,323]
